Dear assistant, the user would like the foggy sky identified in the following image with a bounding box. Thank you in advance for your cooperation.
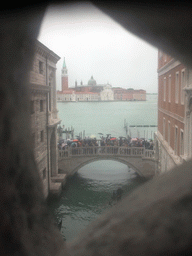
[38,2,158,93]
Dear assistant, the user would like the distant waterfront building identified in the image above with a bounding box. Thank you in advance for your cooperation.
[113,88,146,101]
[57,58,146,102]
[154,50,192,173]
[100,84,114,101]
[30,40,65,198]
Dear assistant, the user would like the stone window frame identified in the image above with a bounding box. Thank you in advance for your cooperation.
[39,60,44,74]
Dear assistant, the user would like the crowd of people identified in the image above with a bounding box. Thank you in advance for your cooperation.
[58,135,154,151]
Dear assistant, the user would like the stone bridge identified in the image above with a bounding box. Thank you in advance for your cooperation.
[58,146,156,179]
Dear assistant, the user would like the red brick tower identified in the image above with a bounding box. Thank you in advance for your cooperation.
[61,57,68,92]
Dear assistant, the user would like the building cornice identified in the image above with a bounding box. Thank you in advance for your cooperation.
[158,107,184,123]
[158,59,181,76]
[35,40,61,64]
[47,119,61,127]
[30,83,50,93]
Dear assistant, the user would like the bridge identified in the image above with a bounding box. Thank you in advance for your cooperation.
[58,146,156,179]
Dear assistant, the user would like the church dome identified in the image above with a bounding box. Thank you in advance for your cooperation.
[88,76,96,86]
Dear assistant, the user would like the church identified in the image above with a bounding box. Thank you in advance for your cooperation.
[57,58,114,101]
[57,58,146,102]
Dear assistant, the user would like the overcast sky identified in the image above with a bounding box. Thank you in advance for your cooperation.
[38,2,158,93]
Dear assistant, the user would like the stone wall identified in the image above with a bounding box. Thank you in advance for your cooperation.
[30,52,46,86]
[154,131,181,174]
[2,2,192,256]
[30,90,48,197]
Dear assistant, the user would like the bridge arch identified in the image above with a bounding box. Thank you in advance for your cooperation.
[58,146,155,179]
[68,156,145,177]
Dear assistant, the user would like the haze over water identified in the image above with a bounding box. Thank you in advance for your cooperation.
[57,94,157,139]
[48,95,157,241]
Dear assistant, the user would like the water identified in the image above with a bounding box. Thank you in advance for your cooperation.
[57,94,157,139]
[48,161,148,241]
[48,94,157,241]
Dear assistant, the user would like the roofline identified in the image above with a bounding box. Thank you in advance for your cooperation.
[36,39,61,62]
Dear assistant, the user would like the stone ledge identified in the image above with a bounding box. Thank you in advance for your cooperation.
[51,174,67,185]
[49,182,62,196]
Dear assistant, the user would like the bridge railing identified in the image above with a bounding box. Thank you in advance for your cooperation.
[143,149,154,159]
[59,146,154,160]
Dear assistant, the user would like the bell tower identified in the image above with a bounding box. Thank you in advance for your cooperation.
[61,57,68,91]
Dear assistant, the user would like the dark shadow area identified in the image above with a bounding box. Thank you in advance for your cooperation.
[1,1,192,255]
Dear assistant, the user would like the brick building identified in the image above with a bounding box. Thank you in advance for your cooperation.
[154,50,190,173]
[113,88,146,101]
[30,40,65,198]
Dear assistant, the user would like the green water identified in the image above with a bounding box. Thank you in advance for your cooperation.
[48,161,147,241]
[57,94,157,139]
[48,95,157,241]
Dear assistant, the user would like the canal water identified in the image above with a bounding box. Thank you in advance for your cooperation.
[48,94,157,241]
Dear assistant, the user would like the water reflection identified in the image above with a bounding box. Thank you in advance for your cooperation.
[48,160,147,241]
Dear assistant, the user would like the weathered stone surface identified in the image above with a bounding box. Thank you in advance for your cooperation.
[1,2,192,256]
[50,182,62,196]
[51,173,67,182]
[67,159,192,255]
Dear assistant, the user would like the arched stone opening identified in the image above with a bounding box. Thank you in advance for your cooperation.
[2,2,192,256]
[71,157,144,178]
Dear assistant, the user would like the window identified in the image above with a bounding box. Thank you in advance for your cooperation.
[180,130,184,155]
[39,61,43,74]
[163,77,166,101]
[40,130,44,142]
[40,100,43,112]
[181,69,185,105]
[175,72,179,103]
[168,75,171,103]
[168,121,171,146]
[174,126,178,155]
[43,168,46,179]
[30,100,35,114]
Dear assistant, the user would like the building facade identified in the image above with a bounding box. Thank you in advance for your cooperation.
[30,40,64,198]
[100,84,114,101]
[154,50,192,174]
[57,58,146,102]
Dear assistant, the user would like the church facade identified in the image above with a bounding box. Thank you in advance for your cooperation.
[57,58,146,102]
